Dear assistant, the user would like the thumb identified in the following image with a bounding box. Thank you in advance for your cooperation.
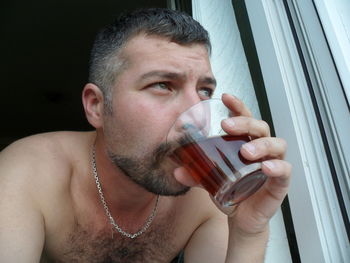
[173,167,199,187]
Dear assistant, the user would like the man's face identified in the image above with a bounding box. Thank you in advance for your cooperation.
[103,34,216,196]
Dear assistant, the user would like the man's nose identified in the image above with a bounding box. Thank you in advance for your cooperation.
[177,90,203,116]
[174,96,210,137]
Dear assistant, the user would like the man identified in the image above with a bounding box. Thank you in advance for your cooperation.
[0,8,291,262]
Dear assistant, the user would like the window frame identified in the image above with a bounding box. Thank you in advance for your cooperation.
[167,0,192,14]
[313,0,350,103]
[244,0,350,262]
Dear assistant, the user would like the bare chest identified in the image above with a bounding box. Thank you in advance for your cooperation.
[43,215,184,263]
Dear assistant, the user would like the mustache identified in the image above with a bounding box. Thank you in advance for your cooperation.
[153,135,194,164]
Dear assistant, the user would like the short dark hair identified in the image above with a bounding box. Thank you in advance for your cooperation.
[88,8,211,111]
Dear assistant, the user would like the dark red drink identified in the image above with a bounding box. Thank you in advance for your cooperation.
[171,135,267,206]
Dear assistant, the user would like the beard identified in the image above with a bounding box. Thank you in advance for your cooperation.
[107,141,190,196]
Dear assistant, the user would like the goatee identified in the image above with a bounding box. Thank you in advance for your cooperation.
[107,141,190,196]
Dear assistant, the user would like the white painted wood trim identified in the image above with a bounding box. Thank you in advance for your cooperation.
[313,0,350,103]
[310,0,350,218]
[245,0,350,262]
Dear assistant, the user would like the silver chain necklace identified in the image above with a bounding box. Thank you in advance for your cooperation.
[92,147,160,239]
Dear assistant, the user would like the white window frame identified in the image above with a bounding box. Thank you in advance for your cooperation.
[312,0,350,219]
[244,0,350,262]
[313,0,350,103]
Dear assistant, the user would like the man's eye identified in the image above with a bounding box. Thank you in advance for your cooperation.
[152,82,169,90]
[147,82,173,95]
[198,88,214,99]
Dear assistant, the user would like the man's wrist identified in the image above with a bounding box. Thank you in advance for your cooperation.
[225,222,269,263]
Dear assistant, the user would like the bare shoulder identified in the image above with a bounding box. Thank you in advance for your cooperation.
[0,131,95,203]
[0,132,94,262]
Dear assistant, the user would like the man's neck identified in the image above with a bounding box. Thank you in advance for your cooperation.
[92,134,158,218]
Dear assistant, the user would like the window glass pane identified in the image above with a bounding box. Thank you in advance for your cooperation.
[192,0,261,118]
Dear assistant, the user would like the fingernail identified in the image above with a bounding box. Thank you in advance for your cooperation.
[263,161,275,170]
[223,119,235,128]
[242,143,256,155]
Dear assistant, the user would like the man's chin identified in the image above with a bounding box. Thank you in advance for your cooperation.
[109,150,190,196]
[156,186,191,197]
[155,165,191,196]
[141,178,191,197]
[162,184,191,197]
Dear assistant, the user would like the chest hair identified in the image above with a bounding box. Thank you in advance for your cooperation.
[47,216,179,263]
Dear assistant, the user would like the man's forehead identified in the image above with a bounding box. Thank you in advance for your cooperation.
[121,33,210,60]
[115,33,214,84]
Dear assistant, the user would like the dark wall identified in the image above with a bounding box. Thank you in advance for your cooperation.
[0,0,167,149]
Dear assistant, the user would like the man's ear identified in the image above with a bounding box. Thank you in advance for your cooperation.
[82,83,105,129]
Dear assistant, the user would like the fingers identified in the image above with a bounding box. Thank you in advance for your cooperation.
[230,159,291,221]
[221,94,270,139]
[213,159,292,218]
[222,93,252,117]
[173,167,199,187]
[261,159,292,201]
[263,159,291,184]
[222,117,271,138]
[240,137,287,160]
[221,93,287,163]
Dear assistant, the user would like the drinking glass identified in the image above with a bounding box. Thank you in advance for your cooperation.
[167,99,267,207]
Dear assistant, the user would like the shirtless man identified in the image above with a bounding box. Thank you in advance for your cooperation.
[0,8,291,263]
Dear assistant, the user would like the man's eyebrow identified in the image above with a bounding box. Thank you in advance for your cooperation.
[139,71,185,81]
[199,76,217,87]
[139,71,216,87]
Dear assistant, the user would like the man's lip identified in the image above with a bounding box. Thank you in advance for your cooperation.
[166,151,182,166]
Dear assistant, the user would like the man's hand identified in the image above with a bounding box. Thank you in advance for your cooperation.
[174,93,291,262]
[220,93,291,235]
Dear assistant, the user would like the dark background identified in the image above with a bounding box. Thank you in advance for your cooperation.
[0,0,167,149]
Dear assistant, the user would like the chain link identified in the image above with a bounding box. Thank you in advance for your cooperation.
[92,147,159,239]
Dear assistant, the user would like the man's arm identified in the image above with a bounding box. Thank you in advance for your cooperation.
[184,204,269,263]
[0,142,45,262]
[225,223,268,262]
[184,214,228,263]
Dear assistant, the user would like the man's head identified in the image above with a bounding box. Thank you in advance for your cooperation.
[88,8,211,113]
[83,8,215,197]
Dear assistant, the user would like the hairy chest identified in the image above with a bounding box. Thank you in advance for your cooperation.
[43,217,183,263]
